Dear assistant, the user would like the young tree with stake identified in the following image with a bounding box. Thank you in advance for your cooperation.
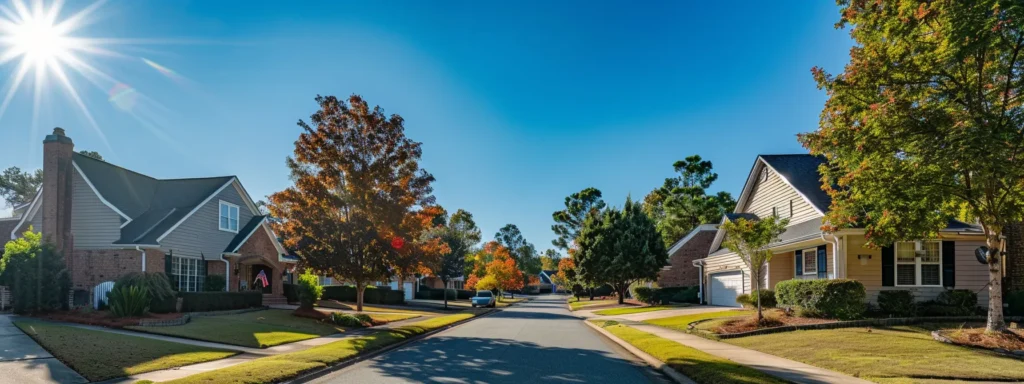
[720,216,788,324]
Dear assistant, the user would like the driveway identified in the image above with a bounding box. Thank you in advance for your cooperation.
[306,294,668,384]
[581,305,744,322]
[0,315,86,384]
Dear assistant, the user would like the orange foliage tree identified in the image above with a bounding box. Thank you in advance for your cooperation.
[484,242,524,297]
[390,205,449,295]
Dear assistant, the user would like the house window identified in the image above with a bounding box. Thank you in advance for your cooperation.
[219,201,239,233]
[802,247,817,275]
[895,241,941,286]
[172,256,202,292]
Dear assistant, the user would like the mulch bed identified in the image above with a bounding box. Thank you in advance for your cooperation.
[34,309,184,328]
[712,309,834,334]
[937,326,1024,351]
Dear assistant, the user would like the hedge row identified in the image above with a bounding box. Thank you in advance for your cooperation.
[179,291,263,312]
[416,288,474,301]
[321,285,405,305]
[776,279,866,320]
[876,289,979,317]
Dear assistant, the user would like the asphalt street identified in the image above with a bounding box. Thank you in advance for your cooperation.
[307,294,665,384]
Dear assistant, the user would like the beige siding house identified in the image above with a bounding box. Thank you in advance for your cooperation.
[694,154,992,307]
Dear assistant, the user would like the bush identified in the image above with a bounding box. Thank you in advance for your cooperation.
[283,283,298,304]
[457,289,475,300]
[179,291,262,312]
[633,287,659,304]
[877,290,916,317]
[329,313,363,327]
[593,284,614,297]
[736,290,776,309]
[776,279,865,319]
[108,285,151,317]
[0,231,70,313]
[736,293,752,307]
[670,287,700,303]
[113,272,177,313]
[1007,291,1024,316]
[322,285,405,305]
[935,289,978,315]
[297,272,323,309]
[354,313,373,325]
[204,275,227,292]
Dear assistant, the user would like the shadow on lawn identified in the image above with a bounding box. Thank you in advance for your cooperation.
[354,336,655,384]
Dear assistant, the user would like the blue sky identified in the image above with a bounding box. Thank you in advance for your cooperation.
[0,1,852,255]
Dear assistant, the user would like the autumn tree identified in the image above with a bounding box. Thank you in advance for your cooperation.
[553,257,578,297]
[576,197,668,304]
[391,205,449,297]
[540,249,561,270]
[721,216,788,323]
[494,224,540,286]
[551,187,606,250]
[485,245,524,297]
[269,95,435,312]
[643,155,736,247]
[425,209,481,308]
[799,0,1024,333]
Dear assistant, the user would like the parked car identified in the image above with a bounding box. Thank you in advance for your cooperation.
[471,290,496,308]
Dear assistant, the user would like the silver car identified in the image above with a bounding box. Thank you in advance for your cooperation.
[471,290,496,308]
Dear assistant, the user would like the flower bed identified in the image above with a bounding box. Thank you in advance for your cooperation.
[690,314,1024,340]
[701,309,834,334]
[933,326,1024,356]
[35,308,185,328]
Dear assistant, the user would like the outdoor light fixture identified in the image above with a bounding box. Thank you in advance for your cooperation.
[858,254,872,266]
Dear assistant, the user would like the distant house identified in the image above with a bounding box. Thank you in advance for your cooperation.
[539,269,558,293]
[0,128,293,306]
[694,154,992,307]
[658,224,717,288]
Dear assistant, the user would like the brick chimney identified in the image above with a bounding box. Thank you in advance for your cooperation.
[42,127,74,255]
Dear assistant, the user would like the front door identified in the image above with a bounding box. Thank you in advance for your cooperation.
[250,264,273,294]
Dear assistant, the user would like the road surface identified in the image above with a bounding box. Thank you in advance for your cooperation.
[307,295,664,384]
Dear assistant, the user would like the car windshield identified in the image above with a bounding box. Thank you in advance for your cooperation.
[476,291,492,297]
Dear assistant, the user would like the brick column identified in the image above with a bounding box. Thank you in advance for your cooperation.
[42,127,74,268]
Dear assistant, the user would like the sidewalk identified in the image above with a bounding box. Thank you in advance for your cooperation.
[0,315,86,384]
[615,318,872,384]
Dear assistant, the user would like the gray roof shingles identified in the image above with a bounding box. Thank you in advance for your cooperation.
[759,154,832,213]
[224,215,267,253]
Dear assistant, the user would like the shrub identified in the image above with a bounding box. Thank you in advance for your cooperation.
[633,287,659,304]
[877,290,916,317]
[330,313,364,327]
[457,289,475,300]
[354,313,373,325]
[0,230,71,313]
[115,272,176,301]
[737,290,776,308]
[735,293,752,308]
[204,275,227,292]
[593,284,614,297]
[776,279,865,320]
[108,285,151,317]
[297,272,323,309]
[179,291,262,312]
[670,287,700,304]
[283,283,299,304]
[1007,291,1024,316]
[322,285,404,305]
[935,289,978,315]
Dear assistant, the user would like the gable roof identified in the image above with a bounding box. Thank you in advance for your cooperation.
[667,224,718,255]
[224,215,268,253]
[758,155,832,213]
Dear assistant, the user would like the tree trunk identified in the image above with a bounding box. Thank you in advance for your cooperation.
[442,278,449,310]
[356,281,365,313]
[987,234,1007,333]
[588,287,594,301]
[617,285,625,304]
[753,277,763,324]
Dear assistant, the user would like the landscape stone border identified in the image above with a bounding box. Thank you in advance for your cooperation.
[932,329,1024,358]
[686,315,1024,340]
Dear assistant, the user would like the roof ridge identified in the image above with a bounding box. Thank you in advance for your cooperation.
[159,175,236,182]
[73,152,158,181]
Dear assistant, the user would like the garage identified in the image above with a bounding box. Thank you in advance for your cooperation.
[709,271,743,307]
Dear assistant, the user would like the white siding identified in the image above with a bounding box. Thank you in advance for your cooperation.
[70,169,123,249]
[742,165,819,225]
[704,252,751,293]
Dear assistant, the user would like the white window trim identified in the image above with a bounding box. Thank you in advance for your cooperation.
[219,200,240,233]
[894,241,943,287]
[801,247,818,276]
[172,256,202,292]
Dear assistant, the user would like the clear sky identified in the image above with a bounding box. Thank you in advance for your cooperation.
[0,1,852,255]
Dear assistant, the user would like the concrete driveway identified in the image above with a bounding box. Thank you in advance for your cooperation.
[0,315,86,384]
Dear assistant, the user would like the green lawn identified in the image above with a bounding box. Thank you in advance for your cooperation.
[161,313,477,384]
[643,310,751,332]
[14,320,236,382]
[569,299,619,311]
[594,304,691,316]
[127,309,413,348]
[596,322,787,384]
[726,324,1024,383]
[319,300,438,315]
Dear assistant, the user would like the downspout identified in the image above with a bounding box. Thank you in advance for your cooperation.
[136,246,146,272]
[219,254,231,292]
[820,232,842,279]
[692,259,705,304]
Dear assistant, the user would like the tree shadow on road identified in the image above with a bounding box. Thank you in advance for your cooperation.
[363,336,654,384]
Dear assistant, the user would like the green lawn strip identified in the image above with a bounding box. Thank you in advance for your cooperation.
[569,299,619,311]
[14,320,237,382]
[725,324,1024,382]
[161,312,477,384]
[596,322,787,384]
[644,310,752,332]
[318,300,438,315]
[127,309,367,348]
[594,305,690,316]
[371,313,421,323]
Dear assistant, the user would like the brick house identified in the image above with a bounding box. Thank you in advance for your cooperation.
[0,128,294,306]
[657,224,717,288]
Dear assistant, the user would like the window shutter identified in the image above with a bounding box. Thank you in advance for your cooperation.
[942,241,955,288]
[164,253,172,276]
[198,259,208,292]
[882,245,895,286]
[817,245,827,279]
[795,249,803,275]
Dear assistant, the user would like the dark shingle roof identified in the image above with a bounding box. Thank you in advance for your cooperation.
[759,155,831,213]
[725,213,759,221]
[74,153,235,245]
[224,216,267,253]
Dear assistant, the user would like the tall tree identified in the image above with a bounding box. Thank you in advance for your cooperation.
[269,94,435,312]
[0,167,42,208]
[540,249,561,270]
[720,216,788,323]
[391,205,448,297]
[494,224,538,284]
[425,208,481,309]
[575,197,668,304]
[799,0,1024,333]
[553,257,577,297]
[643,155,736,247]
[485,243,524,298]
[551,187,606,250]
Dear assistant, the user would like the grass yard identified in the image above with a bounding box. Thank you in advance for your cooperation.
[643,309,751,332]
[14,320,236,382]
[596,321,786,384]
[127,309,410,348]
[319,300,437,315]
[160,313,477,384]
[569,299,620,311]
[594,304,691,316]
[726,324,1024,383]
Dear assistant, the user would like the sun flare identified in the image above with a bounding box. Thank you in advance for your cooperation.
[10,13,70,67]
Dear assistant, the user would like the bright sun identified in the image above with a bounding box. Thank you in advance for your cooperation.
[10,14,69,66]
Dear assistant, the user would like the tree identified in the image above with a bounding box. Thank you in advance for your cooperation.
[643,155,736,247]
[552,257,577,297]
[390,205,448,298]
[78,150,102,160]
[551,187,606,250]
[540,249,561,270]
[494,224,539,285]
[575,197,668,304]
[0,167,42,208]
[798,0,1024,333]
[0,227,69,313]
[425,209,481,309]
[269,94,435,312]
[720,216,788,323]
[485,246,524,297]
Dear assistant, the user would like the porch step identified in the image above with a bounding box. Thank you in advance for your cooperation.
[262,295,288,306]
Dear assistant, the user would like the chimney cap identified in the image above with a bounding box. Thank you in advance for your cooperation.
[43,127,73,145]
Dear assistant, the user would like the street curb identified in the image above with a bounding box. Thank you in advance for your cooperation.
[583,320,697,384]
[285,309,499,383]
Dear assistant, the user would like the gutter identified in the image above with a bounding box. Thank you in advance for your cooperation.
[136,246,146,272]
[219,254,231,292]
[821,232,841,279]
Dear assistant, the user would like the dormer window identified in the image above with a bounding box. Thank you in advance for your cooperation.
[219,201,239,233]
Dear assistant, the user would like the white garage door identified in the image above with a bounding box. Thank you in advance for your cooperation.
[709,271,743,307]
